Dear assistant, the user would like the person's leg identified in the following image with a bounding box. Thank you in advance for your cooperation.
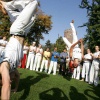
[76,65,81,80]
[85,62,90,82]
[89,61,94,84]
[30,54,35,70]
[70,23,78,45]
[72,68,77,78]
[44,60,48,72]
[63,37,72,49]
[0,62,10,100]
[33,55,38,70]
[81,63,86,81]
[36,56,41,71]
[53,62,57,75]
[94,62,99,86]
[62,62,66,76]
[26,54,31,69]
[40,60,45,72]
[48,61,53,74]
[10,0,38,36]
[59,62,62,75]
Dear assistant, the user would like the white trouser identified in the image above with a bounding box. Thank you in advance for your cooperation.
[82,62,91,82]
[72,65,81,80]
[89,60,99,86]
[40,60,48,72]
[63,23,78,50]
[26,53,35,70]
[4,0,34,22]
[72,68,77,78]
[6,0,38,36]
[48,61,57,75]
[33,55,42,71]
[70,23,78,45]
[76,65,81,80]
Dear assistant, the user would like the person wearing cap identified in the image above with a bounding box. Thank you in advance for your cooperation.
[0,0,38,99]
[26,42,36,70]
[33,44,43,71]
[69,39,84,80]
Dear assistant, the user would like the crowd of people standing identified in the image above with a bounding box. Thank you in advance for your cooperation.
[17,40,100,87]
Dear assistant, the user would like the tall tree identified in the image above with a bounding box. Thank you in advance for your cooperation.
[45,39,51,48]
[79,0,100,51]
[28,12,52,45]
[55,36,66,53]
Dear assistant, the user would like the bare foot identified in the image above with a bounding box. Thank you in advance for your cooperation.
[0,1,7,14]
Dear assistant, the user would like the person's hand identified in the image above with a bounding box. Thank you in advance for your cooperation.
[79,38,83,43]
[54,56,56,58]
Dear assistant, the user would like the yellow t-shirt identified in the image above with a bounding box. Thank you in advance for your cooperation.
[43,51,50,60]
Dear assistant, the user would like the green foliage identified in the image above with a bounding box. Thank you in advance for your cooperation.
[44,39,52,50]
[55,36,66,53]
[27,13,52,45]
[0,12,11,38]
[80,0,100,51]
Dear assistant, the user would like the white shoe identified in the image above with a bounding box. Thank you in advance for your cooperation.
[48,72,50,74]
[36,69,38,71]
[33,68,35,71]
[53,73,56,75]
[40,70,42,72]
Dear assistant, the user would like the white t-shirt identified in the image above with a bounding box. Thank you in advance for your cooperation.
[84,53,92,62]
[36,48,43,56]
[29,46,36,54]
[23,46,29,54]
[93,51,100,62]
[72,47,82,61]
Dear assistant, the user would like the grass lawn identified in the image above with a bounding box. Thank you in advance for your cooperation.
[10,68,100,100]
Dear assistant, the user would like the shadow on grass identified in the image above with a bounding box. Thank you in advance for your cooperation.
[18,72,49,99]
[84,84,100,100]
[39,88,69,100]
[63,74,72,81]
[69,86,88,100]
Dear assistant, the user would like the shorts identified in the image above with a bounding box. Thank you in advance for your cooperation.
[0,37,23,71]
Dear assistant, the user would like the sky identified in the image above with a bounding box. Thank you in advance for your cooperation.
[39,0,88,45]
